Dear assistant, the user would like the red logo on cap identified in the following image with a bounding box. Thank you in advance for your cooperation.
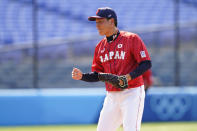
[96,9,100,15]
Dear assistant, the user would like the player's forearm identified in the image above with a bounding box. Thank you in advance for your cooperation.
[129,60,152,80]
[81,72,100,82]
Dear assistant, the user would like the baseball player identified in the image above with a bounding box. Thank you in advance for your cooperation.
[72,7,152,131]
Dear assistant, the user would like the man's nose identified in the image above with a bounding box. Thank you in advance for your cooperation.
[96,23,100,29]
[96,23,99,28]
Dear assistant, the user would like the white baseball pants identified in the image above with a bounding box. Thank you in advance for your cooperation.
[97,85,145,131]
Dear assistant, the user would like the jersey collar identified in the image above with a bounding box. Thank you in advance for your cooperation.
[106,30,120,43]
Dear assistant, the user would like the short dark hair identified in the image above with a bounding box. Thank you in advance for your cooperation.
[114,19,117,27]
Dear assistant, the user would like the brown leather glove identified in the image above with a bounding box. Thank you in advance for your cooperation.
[98,73,128,89]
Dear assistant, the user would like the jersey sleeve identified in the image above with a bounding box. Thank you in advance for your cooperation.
[92,44,104,73]
[131,34,151,63]
[142,69,153,87]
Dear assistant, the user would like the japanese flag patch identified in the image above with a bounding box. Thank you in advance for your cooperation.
[140,51,146,58]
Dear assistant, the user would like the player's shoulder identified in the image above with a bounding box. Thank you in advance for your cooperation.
[120,31,140,39]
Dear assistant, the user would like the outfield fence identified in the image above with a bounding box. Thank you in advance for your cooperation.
[0,87,197,126]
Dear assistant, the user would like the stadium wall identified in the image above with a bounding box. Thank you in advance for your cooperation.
[0,87,197,126]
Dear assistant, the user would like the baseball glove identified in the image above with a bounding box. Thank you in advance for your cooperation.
[98,73,128,89]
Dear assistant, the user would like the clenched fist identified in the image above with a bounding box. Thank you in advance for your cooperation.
[72,67,83,80]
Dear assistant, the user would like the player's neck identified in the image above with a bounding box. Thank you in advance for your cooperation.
[105,27,118,37]
[106,29,120,43]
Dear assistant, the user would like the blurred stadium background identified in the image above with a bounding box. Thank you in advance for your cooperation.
[0,0,197,130]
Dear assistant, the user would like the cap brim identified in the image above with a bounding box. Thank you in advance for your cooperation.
[88,16,105,21]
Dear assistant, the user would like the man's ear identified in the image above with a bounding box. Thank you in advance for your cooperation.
[110,18,115,25]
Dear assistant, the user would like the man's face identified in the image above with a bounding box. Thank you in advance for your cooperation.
[96,18,112,36]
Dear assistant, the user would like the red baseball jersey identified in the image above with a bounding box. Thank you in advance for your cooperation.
[92,31,151,91]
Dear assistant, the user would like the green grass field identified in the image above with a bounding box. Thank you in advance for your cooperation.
[0,122,196,131]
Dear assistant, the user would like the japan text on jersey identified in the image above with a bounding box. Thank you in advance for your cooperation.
[99,50,126,63]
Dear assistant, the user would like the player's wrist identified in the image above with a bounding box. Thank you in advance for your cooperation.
[125,74,132,81]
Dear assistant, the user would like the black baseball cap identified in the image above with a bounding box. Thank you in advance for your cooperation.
[88,7,117,22]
